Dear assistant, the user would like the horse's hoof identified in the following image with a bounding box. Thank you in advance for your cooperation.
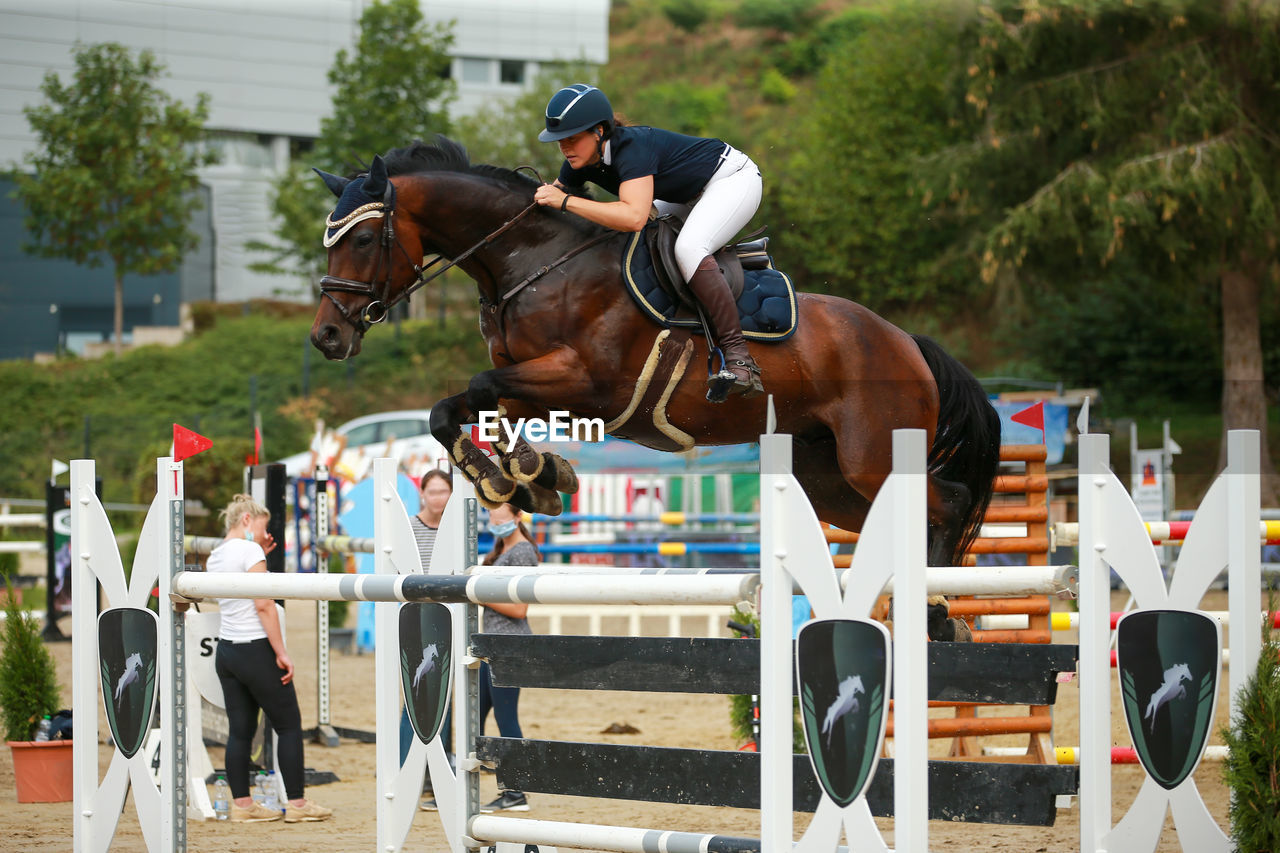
[525,482,564,516]
[546,453,578,493]
[506,447,545,483]
[926,597,964,641]
[508,483,562,516]
[927,614,973,642]
[476,473,517,508]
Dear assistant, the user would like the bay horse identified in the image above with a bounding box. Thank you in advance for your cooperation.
[310,138,1000,626]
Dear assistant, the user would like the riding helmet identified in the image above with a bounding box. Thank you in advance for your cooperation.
[539,84,614,142]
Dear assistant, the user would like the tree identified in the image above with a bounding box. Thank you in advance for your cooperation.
[13,42,213,355]
[775,3,976,307]
[929,0,1279,501]
[251,0,455,283]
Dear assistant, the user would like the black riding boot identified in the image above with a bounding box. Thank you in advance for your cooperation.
[687,255,763,403]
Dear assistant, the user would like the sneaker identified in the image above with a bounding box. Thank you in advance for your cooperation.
[230,801,282,823]
[480,791,529,812]
[283,800,333,823]
[419,797,438,811]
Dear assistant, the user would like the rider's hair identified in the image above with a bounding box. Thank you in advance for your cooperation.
[218,493,270,534]
[603,112,631,137]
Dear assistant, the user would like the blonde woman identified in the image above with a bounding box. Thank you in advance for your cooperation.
[209,494,331,824]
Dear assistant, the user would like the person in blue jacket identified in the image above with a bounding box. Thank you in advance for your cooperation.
[533,83,764,402]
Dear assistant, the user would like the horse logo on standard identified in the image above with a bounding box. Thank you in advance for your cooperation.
[1115,609,1221,791]
[98,607,159,760]
[797,619,890,808]
[399,603,453,744]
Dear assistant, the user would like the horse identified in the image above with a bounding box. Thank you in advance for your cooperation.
[309,137,1000,636]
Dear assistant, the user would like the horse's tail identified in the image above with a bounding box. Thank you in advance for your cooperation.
[911,335,1001,567]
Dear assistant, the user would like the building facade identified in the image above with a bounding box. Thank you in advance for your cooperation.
[0,0,608,359]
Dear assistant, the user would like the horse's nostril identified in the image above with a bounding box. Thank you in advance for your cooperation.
[311,324,339,352]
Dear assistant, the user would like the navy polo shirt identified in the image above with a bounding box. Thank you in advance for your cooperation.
[558,125,727,204]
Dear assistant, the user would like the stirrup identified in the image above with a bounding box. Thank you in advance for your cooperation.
[705,349,762,403]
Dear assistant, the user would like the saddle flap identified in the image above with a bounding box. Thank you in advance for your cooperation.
[646,216,745,309]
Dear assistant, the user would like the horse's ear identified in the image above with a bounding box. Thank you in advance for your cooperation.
[364,155,389,200]
[313,168,350,198]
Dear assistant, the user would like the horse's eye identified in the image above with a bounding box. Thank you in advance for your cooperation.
[355,231,375,249]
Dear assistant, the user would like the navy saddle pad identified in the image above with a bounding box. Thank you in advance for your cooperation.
[620,228,798,342]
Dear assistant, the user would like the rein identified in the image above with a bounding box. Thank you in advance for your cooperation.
[320,166,616,334]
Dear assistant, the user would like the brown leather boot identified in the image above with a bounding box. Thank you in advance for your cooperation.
[687,255,763,403]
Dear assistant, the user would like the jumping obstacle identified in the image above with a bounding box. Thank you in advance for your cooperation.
[1054,519,1280,546]
[71,422,1262,852]
[823,443,1065,761]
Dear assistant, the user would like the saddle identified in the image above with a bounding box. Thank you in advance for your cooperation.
[622,217,797,342]
[645,215,770,308]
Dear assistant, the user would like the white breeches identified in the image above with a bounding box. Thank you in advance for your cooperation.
[652,146,762,281]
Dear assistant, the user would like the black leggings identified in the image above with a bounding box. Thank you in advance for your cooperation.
[215,638,305,801]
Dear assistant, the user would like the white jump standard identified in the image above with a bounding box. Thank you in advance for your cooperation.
[69,423,1262,852]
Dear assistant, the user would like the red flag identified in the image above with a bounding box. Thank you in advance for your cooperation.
[1010,401,1046,440]
[173,424,213,463]
[245,426,263,466]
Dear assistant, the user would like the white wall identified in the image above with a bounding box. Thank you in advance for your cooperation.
[0,0,361,166]
[0,0,610,304]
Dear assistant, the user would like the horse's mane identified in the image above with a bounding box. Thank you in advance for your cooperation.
[377,135,540,193]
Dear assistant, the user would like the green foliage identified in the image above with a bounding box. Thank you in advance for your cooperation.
[0,584,61,742]
[1221,622,1280,850]
[0,528,19,582]
[661,0,711,32]
[758,68,797,104]
[12,41,214,350]
[131,436,256,539]
[1020,260,1223,405]
[0,307,492,512]
[726,604,806,751]
[454,62,598,179]
[776,2,976,307]
[253,0,456,280]
[328,553,351,629]
[769,6,882,76]
[736,0,820,33]
[628,83,728,137]
[923,0,1280,487]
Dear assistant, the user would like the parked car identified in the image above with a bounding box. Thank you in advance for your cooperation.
[277,409,448,480]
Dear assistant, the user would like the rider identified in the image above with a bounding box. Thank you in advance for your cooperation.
[532,83,764,402]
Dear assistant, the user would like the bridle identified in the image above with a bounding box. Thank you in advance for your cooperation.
[318,178,536,333]
[319,168,615,335]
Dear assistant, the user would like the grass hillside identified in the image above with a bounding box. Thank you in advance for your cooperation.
[0,301,491,521]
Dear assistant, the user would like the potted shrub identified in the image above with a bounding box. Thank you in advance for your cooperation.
[1,581,72,802]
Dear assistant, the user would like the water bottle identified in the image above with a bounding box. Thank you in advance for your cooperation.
[253,771,267,806]
[264,770,280,813]
[34,716,51,742]
[213,776,230,821]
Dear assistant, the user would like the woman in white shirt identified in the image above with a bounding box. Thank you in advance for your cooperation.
[208,494,331,824]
